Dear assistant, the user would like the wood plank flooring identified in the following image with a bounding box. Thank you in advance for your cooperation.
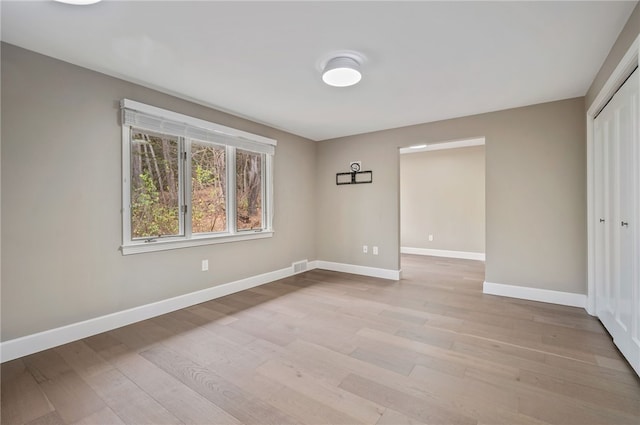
[2,255,640,424]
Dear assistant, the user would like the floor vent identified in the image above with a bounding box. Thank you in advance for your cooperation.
[292,260,308,274]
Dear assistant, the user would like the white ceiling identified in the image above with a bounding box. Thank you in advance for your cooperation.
[1,1,637,141]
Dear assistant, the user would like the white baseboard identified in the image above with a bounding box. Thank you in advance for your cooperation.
[0,265,296,363]
[483,281,586,308]
[315,261,401,281]
[307,260,319,272]
[401,246,485,261]
[0,258,402,362]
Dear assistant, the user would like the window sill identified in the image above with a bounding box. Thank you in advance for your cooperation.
[121,230,273,255]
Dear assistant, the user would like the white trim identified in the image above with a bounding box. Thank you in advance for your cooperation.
[586,35,640,316]
[121,231,274,255]
[400,137,485,154]
[401,246,485,261]
[587,36,640,118]
[122,99,276,146]
[483,281,586,309]
[121,103,275,254]
[0,258,403,362]
[0,265,294,363]
[315,261,401,280]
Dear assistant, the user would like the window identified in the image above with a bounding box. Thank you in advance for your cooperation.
[236,149,264,231]
[191,142,227,233]
[130,130,182,239]
[121,99,275,254]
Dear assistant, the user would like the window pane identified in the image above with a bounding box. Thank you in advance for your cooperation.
[130,129,181,239]
[236,150,263,231]
[191,142,227,233]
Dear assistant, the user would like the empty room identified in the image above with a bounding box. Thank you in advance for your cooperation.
[2,1,640,424]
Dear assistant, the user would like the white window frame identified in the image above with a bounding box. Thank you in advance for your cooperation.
[121,99,275,255]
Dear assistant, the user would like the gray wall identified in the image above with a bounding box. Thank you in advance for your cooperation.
[317,98,586,294]
[586,1,640,109]
[316,135,401,271]
[401,146,485,253]
[1,44,317,341]
[8,10,627,339]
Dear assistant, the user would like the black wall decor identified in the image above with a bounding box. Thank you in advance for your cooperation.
[336,170,373,185]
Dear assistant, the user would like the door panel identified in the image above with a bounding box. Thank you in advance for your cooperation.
[594,68,640,377]
[618,87,633,334]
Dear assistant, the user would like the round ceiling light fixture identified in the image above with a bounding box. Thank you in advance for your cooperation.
[54,0,102,5]
[322,57,362,87]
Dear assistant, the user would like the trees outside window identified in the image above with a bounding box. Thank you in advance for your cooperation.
[191,142,226,234]
[121,99,275,254]
[131,131,181,239]
[236,149,263,231]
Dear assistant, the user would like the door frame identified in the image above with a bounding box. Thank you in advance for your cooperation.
[586,35,640,315]
[398,137,486,262]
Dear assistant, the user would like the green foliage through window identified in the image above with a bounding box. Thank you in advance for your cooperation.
[191,143,227,233]
[129,128,266,241]
[131,132,180,238]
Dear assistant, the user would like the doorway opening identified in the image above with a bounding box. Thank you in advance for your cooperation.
[399,137,486,273]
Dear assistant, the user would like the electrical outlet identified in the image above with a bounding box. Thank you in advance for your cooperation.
[428,234,434,242]
[373,246,379,255]
[363,245,368,254]
[201,259,209,271]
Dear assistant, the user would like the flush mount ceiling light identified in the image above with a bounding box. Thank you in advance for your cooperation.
[322,57,362,87]
[54,0,102,5]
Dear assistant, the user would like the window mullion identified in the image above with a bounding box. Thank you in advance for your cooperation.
[121,100,275,254]
[183,138,192,239]
[227,145,236,235]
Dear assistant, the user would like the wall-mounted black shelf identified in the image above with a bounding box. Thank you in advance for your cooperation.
[336,170,373,185]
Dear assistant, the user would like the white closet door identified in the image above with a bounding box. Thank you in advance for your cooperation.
[595,68,640,376]
[594,112,612,321]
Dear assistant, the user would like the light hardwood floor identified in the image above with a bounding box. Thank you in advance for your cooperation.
[2,255,640,425]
